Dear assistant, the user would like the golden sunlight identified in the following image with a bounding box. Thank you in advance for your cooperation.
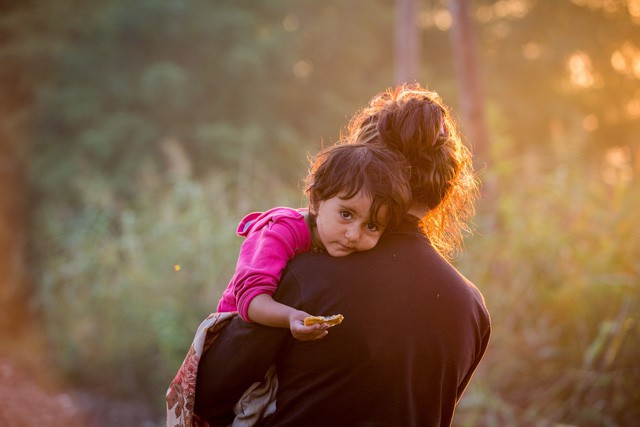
[582,114,599,131]
[416,7,452,30]
[433,9,452,31]
[493,0,531,19]
[173,264,181,272]
[610,41,640,78]
[611,50,627,72]
[571,0,640,20]
[602,146,633,185]
[568,51,595,88]
[630,0,640,24]
[626,97,640,119]
[522,41,541,60]
[476,0,531,22]
[571,0,621,13]
[476,5,494,23]
[604,108,621,125]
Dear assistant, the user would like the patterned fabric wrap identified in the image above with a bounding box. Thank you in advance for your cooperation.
[165,312,278,427]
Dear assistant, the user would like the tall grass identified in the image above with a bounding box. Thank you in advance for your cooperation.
[454,153,640,426]
[33,169,302,409]
[32,148,639,424]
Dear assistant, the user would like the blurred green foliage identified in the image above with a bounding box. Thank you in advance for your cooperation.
[1,0,638,424]
[456,150,640,426]
[33,167,302,402]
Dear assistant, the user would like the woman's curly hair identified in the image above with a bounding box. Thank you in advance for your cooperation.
[342,83,479,259]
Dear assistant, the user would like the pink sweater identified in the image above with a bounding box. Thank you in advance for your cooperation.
[217,207,311,321]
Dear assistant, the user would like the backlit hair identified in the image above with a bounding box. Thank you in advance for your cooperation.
[305,143,411,231]
[343,83,479,259]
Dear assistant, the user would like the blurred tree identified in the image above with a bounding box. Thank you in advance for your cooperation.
[0,141,29,335]
[0,1,37,335]
[449,0,491,165]
[28,1,298,205]
[473,0,640,161]
[25,1,397,209]
[416,0,640,170]
[395,0,421,84]
[17,0,640,217]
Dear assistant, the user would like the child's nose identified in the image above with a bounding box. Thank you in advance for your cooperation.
[345,225,360,242]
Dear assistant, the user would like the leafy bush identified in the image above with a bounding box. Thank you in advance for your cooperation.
[33,146,640,425]
[33,169,301,408]
[454,155,640,426]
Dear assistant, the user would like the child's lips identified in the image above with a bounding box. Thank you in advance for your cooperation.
[337,243,354,252]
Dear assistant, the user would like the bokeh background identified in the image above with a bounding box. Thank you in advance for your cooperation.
[1,0,639,425]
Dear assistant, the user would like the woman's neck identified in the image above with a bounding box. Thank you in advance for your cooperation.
[407,204,429,219]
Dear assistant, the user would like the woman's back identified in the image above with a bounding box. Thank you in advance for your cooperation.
[266,215,491,426]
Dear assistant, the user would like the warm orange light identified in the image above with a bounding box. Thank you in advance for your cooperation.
[568,52,595,88]
[476,5,494,23]
[602,146,633,185]
[610,41,640,78]
[626,98,640,119]
[611,50,626,72]
[630,0,640,24]
[604,108,621,125]
[174,264,181,272]
[433,9,452,31]
[633,54,640,78]
[522,42,541,60]
[493,0,530,18]
[582,114,599,132]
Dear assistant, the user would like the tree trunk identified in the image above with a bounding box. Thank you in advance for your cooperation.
[0,1,33,335]
[448,0,497,215]
[448,0,490,167]
[395,0,421,85]
[0,139,30,336]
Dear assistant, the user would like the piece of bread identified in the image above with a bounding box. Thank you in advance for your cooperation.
[303,314,344,327]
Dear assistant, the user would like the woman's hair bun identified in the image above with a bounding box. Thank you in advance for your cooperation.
[375,97,446,168]
[376,111,404,153]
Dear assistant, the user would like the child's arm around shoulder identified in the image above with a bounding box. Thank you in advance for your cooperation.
[232,208,310,321]
[235,208,329,340]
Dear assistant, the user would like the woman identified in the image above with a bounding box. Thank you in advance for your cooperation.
[345,82,477,260]
[192,83,491,427]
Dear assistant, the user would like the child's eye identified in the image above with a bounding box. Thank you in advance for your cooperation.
[365,223,379,232]
[340,210,352,220]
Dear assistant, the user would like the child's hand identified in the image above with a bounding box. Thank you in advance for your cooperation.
[289,311,329,341]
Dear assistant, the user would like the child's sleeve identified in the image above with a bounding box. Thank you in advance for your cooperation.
[232,213,309,322]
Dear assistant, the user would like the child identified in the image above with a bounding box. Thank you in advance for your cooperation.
[166,142,411,426]
[217,142,411,340]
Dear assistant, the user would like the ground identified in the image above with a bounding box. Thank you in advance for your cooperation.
[0,328,161,426]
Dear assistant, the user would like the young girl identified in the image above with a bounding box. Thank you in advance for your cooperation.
[217,142,411,341]
[166,142,411,427]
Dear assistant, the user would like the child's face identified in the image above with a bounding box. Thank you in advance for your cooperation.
[310,191,388,257]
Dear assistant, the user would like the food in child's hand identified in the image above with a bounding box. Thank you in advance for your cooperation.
[303,314,344,327]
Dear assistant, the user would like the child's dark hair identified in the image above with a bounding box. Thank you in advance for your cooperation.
[305,143,411,231]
